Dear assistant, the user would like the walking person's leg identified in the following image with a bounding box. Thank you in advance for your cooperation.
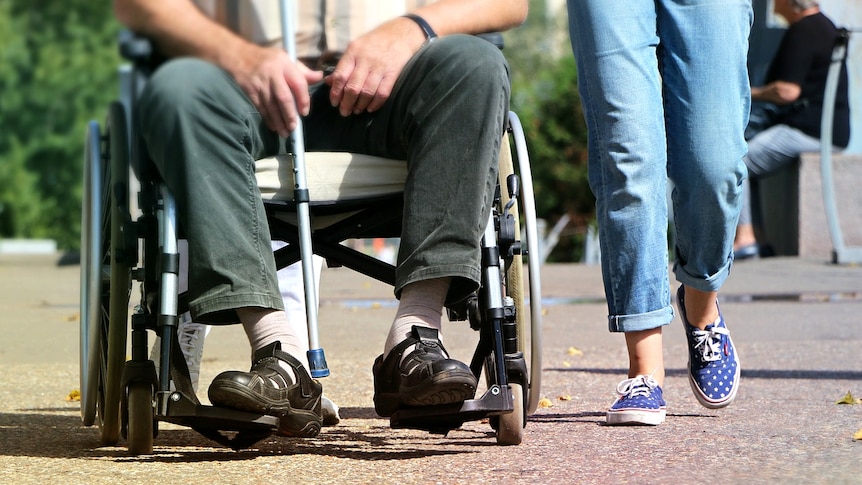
[661,0,751,410]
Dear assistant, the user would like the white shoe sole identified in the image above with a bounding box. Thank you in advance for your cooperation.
[606,408,666,426]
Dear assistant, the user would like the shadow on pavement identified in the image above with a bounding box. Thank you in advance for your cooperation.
[0,408,488,462]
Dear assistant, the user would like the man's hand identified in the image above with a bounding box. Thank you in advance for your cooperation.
[325,17,426,117]
[114,0,325,136]
[751,80,802,106]
[231,45,324,137]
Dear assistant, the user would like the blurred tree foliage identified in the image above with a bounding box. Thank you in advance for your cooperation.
[0,1,120,250]
[504,0,594,262]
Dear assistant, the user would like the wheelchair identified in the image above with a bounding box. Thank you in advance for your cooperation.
[80,30,543,455]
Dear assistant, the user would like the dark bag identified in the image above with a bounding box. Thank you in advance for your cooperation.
[745,99,807,140]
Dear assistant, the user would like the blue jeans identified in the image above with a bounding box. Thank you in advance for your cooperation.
[567,0,752,333]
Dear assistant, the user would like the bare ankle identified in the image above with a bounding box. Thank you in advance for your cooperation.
[681,286,719,329]
[624,328,665,386]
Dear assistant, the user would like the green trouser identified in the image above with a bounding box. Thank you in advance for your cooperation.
[139,35,510,324]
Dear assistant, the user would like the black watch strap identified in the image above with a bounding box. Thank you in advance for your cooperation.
[402,14,438,44]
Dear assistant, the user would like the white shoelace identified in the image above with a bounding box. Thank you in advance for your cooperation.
[690,324,730,362]
[616,375,659,398]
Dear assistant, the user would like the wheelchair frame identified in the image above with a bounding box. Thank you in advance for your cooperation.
[80,27,543,456]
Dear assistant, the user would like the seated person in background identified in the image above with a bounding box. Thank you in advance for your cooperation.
[113,0,528,437]
[734,0,850,259]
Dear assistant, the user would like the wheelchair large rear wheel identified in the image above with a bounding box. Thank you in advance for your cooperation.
[505,111,543,414]
[80,120,102,426]
[80,101,132,445]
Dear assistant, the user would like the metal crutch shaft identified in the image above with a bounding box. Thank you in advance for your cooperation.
[280,0,329,377]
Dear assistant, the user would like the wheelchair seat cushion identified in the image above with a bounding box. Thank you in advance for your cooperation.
[256,152,407,204]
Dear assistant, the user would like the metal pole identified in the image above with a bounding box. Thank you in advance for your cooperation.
[819,28,862,264]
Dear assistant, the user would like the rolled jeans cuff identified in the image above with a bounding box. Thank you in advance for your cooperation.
[674,256,733,294]
[607,306,674,333]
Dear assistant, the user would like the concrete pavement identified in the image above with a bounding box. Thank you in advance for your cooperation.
[0,253,860,484]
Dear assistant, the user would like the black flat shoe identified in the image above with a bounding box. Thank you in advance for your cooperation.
[208,341,323,437]
[372,326,478,417]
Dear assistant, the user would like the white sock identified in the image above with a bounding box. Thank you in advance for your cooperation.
[383,278,451,359]
[237,307,310,380]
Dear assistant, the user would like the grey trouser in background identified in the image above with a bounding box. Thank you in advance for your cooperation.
[738,124,824,226]
[138,35,510,324]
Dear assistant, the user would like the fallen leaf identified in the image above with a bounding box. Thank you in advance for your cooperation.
[566,346,583,356]
[562,360,571,367]
[66,390,81,402]
[538,397,553,408]
[558,395,572,401]
[836,391,861,405]
[853,429,862,441]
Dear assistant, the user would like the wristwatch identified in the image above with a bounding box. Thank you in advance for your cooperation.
[402,14,438,45]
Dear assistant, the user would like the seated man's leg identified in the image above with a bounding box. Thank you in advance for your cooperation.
[734,124,821,254]
[271,243,340,425]
[138,58,322,436]
[160,240,340,425]
[304,35,511,415]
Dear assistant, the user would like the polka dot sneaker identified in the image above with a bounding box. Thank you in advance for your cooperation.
[606,374,666,426]
[677,285,741,409]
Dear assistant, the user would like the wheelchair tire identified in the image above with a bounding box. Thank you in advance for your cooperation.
[80,120,103,426]
[126,383,154,455]
[80,101,133,445]
[506,112,544,415]
[498,134,527,356]
[103,101,133,445]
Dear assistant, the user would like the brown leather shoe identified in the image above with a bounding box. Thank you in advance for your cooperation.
[208,341,322,437]
[373,326,478,417]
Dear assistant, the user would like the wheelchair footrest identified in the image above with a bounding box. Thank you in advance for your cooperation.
[156,391,279,449]
[389,384,514,435]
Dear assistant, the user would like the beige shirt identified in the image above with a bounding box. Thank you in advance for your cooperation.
[194,0,429,62]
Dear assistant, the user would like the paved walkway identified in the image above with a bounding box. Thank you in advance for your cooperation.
[0,254,860,484]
